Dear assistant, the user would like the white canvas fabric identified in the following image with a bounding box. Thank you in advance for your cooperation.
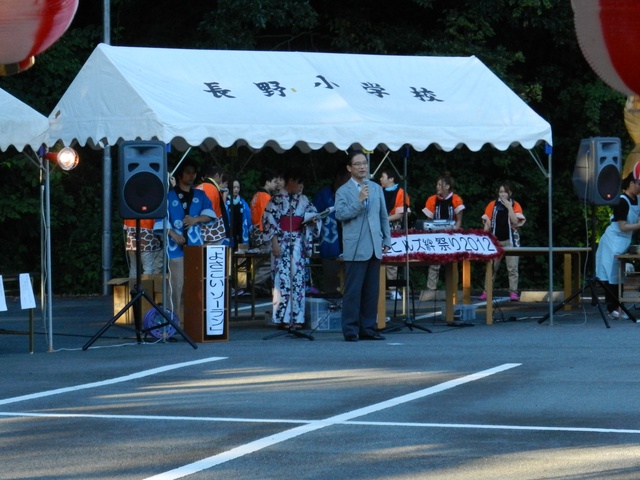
[48,44,552,152]
[0,87,48,152]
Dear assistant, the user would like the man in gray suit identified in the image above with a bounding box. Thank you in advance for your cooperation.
[335,152,392,342]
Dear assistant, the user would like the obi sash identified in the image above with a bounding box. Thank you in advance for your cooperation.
[279,215,303,232]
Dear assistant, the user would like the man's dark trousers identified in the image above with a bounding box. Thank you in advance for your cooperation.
[341,254,381,338]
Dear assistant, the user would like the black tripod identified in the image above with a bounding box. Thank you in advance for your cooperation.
[382,148,431,334]
[537,276,636,328]
[83,219,197,350]
[383,262,432,333]
[263,323,314,340]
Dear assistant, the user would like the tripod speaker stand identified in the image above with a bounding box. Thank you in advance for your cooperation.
[537,276,636,328]
[83,220,198,350]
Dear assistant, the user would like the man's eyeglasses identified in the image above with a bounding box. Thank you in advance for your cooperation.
[351,162,368,167]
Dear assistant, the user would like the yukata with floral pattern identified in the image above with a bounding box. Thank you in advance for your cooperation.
[263,190,320,326]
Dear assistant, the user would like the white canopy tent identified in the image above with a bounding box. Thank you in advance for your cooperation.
[47,44,558,321]
[0,87,55,351]
[49,44,551,152]
[0,87,48,152]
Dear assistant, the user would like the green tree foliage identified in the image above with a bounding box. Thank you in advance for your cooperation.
[0,0,631,293]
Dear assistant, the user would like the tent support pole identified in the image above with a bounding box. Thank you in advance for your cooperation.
[528,147,554,325]
[547,148,554,325]
[102,147,112,295]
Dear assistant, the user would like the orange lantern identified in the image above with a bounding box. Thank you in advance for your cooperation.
[0,0,79,75]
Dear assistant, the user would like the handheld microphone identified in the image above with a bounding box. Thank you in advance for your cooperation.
[362,179,369,210]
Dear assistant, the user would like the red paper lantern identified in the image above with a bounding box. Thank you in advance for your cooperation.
[572,0,640,96]
[0,0,78,75]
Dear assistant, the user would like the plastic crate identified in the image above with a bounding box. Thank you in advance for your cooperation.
[452,304,477,322]
[305,297,342,331]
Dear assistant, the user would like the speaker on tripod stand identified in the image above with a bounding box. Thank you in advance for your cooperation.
[83,141,197,350]
[571,137,622,275]
[539,137,628,328]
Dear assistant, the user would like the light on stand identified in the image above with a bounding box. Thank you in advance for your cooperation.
[39,145,80,351]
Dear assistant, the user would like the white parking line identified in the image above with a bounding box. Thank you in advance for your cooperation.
[346,420,640,434]
[0,356,227,406]
[5,406,640,435]
[3,410,638,436]
[143,363,521,480]
[235,301,271,312]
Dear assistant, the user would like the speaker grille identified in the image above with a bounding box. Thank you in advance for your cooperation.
[597,164,622,202]
[571,137,621,205]
[123,172,165,214]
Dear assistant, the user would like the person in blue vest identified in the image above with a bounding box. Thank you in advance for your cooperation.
[225,178,252,248]
[313,164,350,294]
[155,159,214,321]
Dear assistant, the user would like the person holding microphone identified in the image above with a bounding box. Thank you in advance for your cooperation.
[478,181,526,302]
[335,151,392,342]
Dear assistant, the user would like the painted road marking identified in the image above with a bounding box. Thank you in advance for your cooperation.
[143,363,521,480]
[2,411,639,435]
[0,357,226,406]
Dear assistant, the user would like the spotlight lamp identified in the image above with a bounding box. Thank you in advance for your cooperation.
[44,146,79,171]
[37,142,79,354]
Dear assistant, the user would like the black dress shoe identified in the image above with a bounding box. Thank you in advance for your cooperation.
[344,335,359,342]
[360,332,385,340]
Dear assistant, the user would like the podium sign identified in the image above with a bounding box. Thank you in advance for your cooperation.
[204,245,226,335]
[184,245,230,342]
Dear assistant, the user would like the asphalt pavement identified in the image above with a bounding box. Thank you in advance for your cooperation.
[2,292,640,479]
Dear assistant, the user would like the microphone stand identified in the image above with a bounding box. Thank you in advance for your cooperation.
[384,148,431,334]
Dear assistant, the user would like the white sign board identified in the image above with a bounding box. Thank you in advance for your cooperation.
[0,275,6,312]
[204,245,227,336]
[385,231,502,264]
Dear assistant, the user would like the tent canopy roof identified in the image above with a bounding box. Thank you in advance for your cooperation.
[0,87,48,152]
[48,44,552,153]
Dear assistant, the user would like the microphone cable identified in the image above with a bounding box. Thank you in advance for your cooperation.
[350,179,370,262]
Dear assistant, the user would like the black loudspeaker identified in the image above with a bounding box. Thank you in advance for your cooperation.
[119,141,167,218]
[572,137,621,206]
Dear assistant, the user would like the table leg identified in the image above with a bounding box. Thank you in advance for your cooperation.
[558,252,583,310]
[233,255,239,318]
[444,262,458,324]
[462,260,471,304]
[563,253,571,310]
[378,265,386,329]
[29,308,34,353]
[485,261,494,325]
[249,257,256,319]
[572,253,582,306]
